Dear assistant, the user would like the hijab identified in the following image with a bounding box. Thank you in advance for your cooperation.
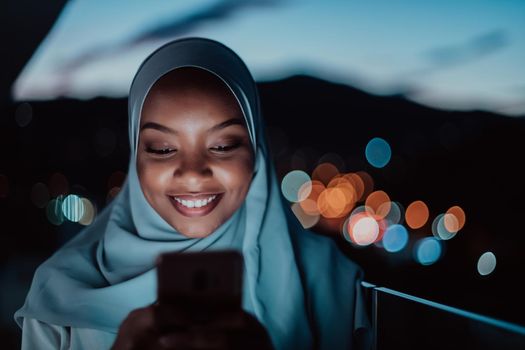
[14,37,367,350]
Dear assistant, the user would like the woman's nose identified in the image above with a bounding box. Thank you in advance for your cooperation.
[172,156,212,179]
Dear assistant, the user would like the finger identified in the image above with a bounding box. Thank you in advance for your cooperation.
[119,305,157,334]
[113,306,162,349]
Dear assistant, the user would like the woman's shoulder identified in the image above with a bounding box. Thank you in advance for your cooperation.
[290,226,363,278]
[20,317,70,349]
[284,205,360,270]
[21,317,116,350]
[289,227,368,349]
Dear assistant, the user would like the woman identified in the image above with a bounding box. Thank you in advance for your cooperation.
[14,37,369,349]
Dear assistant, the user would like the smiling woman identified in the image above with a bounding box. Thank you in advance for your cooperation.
[137,67,255,238]
[14,37,370,350]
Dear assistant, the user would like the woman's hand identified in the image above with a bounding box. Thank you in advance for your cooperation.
[111,304,161,350]
[111,304,274,350]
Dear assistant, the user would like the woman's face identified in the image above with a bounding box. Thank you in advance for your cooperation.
[137,70,255,238]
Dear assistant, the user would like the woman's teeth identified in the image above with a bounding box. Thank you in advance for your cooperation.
[173,195,218,208]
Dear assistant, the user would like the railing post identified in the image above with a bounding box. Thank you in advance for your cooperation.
[361,281,377,350]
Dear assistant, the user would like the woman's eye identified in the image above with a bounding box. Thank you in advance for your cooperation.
[145,147,176,155]
[210,143,240,153]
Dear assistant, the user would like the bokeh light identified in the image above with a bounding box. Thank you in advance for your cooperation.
[299,180,325,216]
[414,237,442,265]
[46,196,65,225]
[380,201,404,225]
[351,216,379,246]
[365,190,391,219]
[281,170,312,202]
[365,137,392,168]
[0,174,8,198]
[443,213,460,232]
[312,162,339,186]
[477,252,496,276]
[48,172,69,197]
[432,214,458,240]
[356,171,374,201]
[327,176,357,217]
[62,194,85,222]
[317,187,348,218]
[291,202,320,229]
[373,215,389,243]
[79,198,97,226]
[446,205,466,231]
[15,102,33,127]
[31,182,50,208]
[349,205,372,216]
[343,208,384,246]
[405,200,429,229]
[342,173,365,201]
[382,224,409,253]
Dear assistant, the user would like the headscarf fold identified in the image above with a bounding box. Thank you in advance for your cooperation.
[14,37,315,349]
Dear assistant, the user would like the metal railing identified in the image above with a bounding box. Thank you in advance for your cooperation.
[361,282,525,350]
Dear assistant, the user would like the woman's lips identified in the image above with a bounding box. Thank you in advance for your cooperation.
[168,193,223,217]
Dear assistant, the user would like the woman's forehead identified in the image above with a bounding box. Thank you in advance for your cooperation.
[140,68,246,130]
[148,67,234,99]
[146,68,240,109]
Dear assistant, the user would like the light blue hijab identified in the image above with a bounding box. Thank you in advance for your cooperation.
[14,37,368,350]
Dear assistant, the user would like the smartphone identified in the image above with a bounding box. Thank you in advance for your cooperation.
[155,250,244,328]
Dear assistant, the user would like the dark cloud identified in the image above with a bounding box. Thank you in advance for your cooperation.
[131,0,280,44]
[425,29,509,67]
[56,0,281,75]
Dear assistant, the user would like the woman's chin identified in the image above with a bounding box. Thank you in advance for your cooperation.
[170,222,217,238]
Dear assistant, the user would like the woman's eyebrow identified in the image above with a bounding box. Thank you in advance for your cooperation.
[140,118,245,134]
[140,122,176,135]
[207,117,245,133]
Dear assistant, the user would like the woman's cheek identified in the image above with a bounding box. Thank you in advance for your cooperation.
[215,161,244,185]
[139,161,171,193]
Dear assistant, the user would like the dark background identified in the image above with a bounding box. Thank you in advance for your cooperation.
[2,1,525,348]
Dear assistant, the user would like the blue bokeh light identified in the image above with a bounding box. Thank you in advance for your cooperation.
[382,224,409,253]
[281,170,312,203]
[365,137,392,168]
[62,194,85,222]
[414,237,442,265]
[46,196,65,225]
[477,252,497,276]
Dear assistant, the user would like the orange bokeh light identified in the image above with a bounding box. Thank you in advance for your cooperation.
[299,180,325,216]
[343,173,365,202]
[312,162,339,186]
[405,200,429,229]
[443,213,459,233]
[365,190,391,219]
[446,205,466,231]
[317,187,347,218]
[327,176,357,217]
